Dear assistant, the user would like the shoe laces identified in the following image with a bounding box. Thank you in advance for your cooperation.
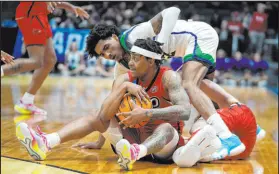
[131,144,140,160]
[36,126,51,151]
[20,100,42,111]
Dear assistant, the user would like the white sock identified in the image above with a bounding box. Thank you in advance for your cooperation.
[1,66,3,77]
[207,113,232,139]
[45,133,61,149]
[137,144,147,160]
[21,92,35,104]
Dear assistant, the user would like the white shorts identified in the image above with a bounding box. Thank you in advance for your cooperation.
[181,21,219,74]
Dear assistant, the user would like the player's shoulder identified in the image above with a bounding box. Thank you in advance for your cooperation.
[161,68,181,88]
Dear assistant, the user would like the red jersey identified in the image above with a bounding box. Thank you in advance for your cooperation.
[227,21,243,35]
[128,66,184,135]
[249,12,268,32]
[16,2,49,19]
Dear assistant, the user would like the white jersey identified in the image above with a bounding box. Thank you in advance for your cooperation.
[115,20,219,78]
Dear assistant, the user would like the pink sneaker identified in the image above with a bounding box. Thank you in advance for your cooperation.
[16,123,50,160]
[14,100,47,115]
[116,139,140,170]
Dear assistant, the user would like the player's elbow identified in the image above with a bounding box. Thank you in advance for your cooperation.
[164,7,181,17]
[180,105,191,121]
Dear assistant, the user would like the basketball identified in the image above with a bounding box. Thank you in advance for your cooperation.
[117,94,152,128]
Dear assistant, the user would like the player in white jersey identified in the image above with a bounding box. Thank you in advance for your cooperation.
[86,7,244,158]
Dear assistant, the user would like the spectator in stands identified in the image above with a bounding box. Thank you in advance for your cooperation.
[210,13,222,33]
[227,11,244,54]
[248,3,268,54]
[250,53,269,87]
[58,41,85,76]
[95,57,115,78]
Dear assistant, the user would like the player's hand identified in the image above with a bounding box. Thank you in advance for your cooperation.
[46,2,61,13]
[69,6,89,20]
[125,82,149,104]
[72,142,103,149]
[1,50,15,65]
[117,100,149,129]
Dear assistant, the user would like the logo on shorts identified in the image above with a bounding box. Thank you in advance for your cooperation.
[32,28,42,35]
[151,86,158,93]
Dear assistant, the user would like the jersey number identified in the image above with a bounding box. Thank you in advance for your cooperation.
[150,97,160,108]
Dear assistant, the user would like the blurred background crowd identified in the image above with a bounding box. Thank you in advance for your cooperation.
[1,2,278,91]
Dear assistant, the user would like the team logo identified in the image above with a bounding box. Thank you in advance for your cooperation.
[32,28,42,35]
[151,86,158,93]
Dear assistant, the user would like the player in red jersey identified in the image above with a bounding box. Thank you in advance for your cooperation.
[1,2,89,115]
[173,79,259,167]
[16,38,200,167]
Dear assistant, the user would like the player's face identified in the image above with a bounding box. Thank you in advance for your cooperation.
[95,34,124,62]
[128,53,150,78]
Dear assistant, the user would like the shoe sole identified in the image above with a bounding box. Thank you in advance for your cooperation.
[14,105,32,115]
[116,139,133,170]
[16,123,46,160]
[14,105,48,115]
[256,129,266,142]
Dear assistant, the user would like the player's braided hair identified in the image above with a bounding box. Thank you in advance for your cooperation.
[133,38,167,67]
[86,24,120,58]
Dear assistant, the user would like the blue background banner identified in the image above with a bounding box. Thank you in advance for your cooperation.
[13,28,90,63]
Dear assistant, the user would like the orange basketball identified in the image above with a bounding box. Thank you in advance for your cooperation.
[117,94,152,128]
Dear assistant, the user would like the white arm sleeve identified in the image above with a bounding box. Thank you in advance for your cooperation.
[156,7,181,44]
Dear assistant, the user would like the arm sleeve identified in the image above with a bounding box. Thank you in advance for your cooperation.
[156,7,181,44]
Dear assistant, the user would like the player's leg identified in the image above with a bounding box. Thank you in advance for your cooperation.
[1,46,43,76]
[14,38,57,115]
[1,16,47,77]
[116,123,178,170]
[16,109,110,160]
[10,15,54,115]
[181,24,244,158]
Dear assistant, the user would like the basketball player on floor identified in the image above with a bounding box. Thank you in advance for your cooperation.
[16,38,201,163]
[1,2,89,115]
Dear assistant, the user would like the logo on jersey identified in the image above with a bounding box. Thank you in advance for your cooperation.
[150,97,160,108]
[32,28,42,35]
[150,86,158,93]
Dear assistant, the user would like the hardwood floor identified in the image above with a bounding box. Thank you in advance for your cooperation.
[1,75,278,174]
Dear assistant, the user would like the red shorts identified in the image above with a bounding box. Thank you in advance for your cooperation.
[16,15,52,46]
[217,104,257,159]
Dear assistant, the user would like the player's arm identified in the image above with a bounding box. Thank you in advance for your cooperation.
[200,79,239,108]
[97,74,130,122]
[146,71,191,121]
[98,74,149,122]
[149,7,180,44]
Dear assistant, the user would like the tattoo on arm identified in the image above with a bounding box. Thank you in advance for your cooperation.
[147,71,191,121]
[150,13,163,34]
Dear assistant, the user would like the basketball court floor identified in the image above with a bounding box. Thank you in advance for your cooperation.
[1,75,278,174]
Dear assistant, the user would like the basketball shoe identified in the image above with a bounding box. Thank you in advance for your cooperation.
[16,122,50,160]
[116,139,140,171]
[173,125,218,167]
[256,125,266,142]
[14,100,47,115]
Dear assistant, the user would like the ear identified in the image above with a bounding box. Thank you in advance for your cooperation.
[112,34,119,41]
[147,58,155,65]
